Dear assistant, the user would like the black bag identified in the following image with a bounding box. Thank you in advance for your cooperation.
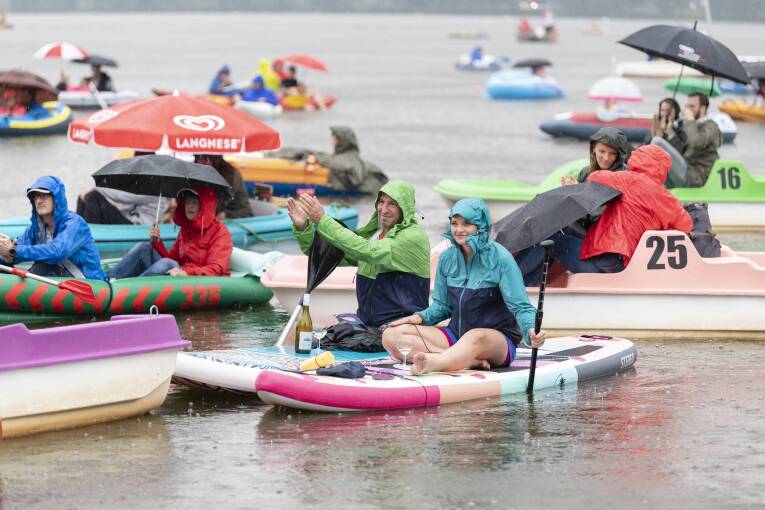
[684,203,721,258]
[321,314,385,353]
[316,361,367,379]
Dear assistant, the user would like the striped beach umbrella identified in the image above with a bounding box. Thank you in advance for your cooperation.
[33,42,89,61]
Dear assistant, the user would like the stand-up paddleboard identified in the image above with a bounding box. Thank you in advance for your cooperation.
[172,346,388,394]
[256,335,637,412]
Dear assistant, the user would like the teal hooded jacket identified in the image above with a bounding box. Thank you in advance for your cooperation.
[417,198,536,345]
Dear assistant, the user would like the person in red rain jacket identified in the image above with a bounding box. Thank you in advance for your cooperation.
[517,144,692,285]
[107,186,232,279]
[582,144,693,265]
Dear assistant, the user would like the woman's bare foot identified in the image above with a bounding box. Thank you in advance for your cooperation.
[411,352,431,375]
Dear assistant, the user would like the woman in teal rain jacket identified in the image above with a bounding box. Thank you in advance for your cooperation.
[382,198,545,374]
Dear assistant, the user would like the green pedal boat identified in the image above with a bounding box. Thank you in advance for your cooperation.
[435,159,765,232]
[0,248,279,322]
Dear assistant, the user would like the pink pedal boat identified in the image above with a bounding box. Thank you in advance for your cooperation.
[261,231,765,340]
[0,315,189,438]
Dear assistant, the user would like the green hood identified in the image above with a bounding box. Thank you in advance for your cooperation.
[330,126,359,154]
[588,127,632,171]
[356,180,418,238]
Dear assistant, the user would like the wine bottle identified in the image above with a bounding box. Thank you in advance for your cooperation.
[294,293,313,354]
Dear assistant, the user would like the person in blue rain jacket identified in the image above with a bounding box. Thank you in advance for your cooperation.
[0,176,105,280]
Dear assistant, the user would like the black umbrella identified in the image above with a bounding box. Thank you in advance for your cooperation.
[93,154,232,228]
[73,54,118,67]
[513,58,552,69]
[492,182,620,253]
[618,23,749,84]
[743,62,765,81]
[93,154,231,198]
[275,224,348,346]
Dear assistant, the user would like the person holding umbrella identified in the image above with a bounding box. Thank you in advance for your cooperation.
[516,145,692,285]
[382,198,545,375]
[107,186,232,278]
[678,92,722,187]
[0,176,105,280]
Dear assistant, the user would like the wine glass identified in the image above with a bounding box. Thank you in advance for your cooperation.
[396,336,412,370]
[311,326,328,357]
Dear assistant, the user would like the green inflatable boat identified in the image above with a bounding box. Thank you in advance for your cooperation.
[435,159,765,232]
[0,248,279,322]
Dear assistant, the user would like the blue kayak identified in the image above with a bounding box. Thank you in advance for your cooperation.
[0,205,358,256]
[0,101,73,137]
[485,69,564,100]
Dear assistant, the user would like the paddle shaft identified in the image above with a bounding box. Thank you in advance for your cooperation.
[527,240,554,394]
[0,263,61,287]
[87,80,109,110]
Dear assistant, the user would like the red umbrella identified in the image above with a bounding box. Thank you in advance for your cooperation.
[68,93,281,154]
[282,54,328,72]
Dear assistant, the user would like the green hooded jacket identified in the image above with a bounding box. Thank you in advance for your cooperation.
[293,180,431,326]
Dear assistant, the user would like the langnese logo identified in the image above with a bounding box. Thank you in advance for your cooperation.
[88,109,119,124]
[172,115,226,132]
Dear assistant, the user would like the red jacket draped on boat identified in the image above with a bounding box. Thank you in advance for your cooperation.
[582,144,693,266]
[151,186,232,276]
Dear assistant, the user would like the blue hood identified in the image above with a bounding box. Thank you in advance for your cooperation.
[26,175,68,239]
[15,175,106,280]
[443,197,492,254]
[252,75,265,88]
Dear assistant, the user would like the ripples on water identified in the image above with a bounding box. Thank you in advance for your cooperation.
[1,12,764,509]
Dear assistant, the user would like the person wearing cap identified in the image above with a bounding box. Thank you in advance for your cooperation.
[107,186,232,279]
[0,176,105,280]
[208,65,234,96]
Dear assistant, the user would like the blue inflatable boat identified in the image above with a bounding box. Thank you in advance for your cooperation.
[484,69,564,100]
[0,101,73,137]
[0,204,358,256]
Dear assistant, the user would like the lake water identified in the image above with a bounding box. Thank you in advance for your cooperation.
[1,12,764,509]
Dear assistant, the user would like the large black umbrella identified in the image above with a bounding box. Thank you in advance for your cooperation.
[619,23,749,84]
[492,182,620,253]
[513,58,552,69]
[275,224,348,346]
[74,54,118,67]
[93,154,231,198]
[93,154,232,227]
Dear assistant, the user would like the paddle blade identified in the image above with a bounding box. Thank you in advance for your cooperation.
[59,279,97,304]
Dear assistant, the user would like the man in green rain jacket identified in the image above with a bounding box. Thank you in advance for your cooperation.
[287,180,430,327]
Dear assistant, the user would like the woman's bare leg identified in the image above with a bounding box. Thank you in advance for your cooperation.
[411,329,509,375]
[382,324,450,362]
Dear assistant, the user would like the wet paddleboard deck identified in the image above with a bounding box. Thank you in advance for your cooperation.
[253,335,637,411]
[172,347,388,394]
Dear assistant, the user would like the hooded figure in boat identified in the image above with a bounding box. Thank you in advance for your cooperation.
[9,175,105,280]
[274,126,389,194]
[240,76,279,106]
[291,179,430,327]
[577,127,632,182]
[107,186,233,279]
